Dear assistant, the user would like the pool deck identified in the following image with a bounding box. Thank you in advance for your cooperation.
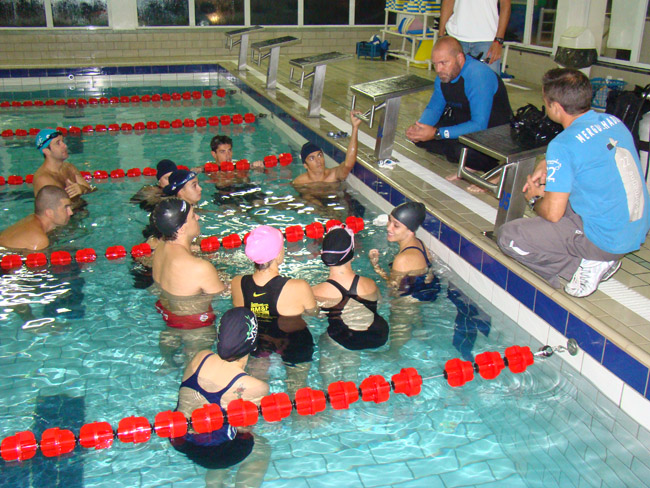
[219,55,650,420]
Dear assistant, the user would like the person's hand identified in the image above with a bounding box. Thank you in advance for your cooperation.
[523,174,546,200]
[190,165,204,174]
[252,160,264,169]
[350,110,363,129]
[369,249,380,267]
[65,179,83,198]
[406,122,436,143]
[486,42,503,64]
[522,160,547,193]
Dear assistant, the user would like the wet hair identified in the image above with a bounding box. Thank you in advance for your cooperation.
[542,68,592,115]
[391,201,426,232]
[210,135,233,152]
[321,226,355,267]
[254,261,273,271]
[151,198,191,241]
[34,186,69,216]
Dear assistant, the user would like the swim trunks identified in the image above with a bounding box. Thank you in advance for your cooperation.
[155,300,216,329]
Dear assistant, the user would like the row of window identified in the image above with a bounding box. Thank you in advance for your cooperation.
[0,0,387,27]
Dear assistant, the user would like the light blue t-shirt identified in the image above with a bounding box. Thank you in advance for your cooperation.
[545,111,650,254]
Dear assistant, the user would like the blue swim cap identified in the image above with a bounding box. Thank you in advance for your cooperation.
[35,129,61,154]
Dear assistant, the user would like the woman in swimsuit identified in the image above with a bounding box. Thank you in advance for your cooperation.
[173,307,270,484]
[313,226,389,384]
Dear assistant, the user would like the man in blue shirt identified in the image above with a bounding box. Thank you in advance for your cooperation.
[498,68,650,297]
[406,36,512,176]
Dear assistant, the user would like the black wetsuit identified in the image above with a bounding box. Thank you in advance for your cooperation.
[322,275,388,350]
[241,275,314,365]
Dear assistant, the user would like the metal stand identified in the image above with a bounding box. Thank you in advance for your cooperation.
[350,74,435,161]
[225,26,263,71]
[457,125,548,235]
[250,36,300,90]
[289,52,352,118]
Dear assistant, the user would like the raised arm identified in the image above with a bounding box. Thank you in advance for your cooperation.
[334,111,362,181]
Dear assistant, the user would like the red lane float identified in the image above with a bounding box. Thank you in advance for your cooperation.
[75,248,97,263]
[25,253,47,268]
[105,246,127,260]
[50,251,72,266]
[1,254,22,270]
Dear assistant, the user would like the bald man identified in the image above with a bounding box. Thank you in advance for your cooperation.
[0,186,73,251]
[406,36,512,178]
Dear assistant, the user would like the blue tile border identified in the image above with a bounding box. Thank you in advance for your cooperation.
[6,61,643,405]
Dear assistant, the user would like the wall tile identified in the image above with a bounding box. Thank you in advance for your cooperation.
[439,223,460,254]
[582,353,624,405]
[565,314,604,362]
[459,237,483,270]
[603,341,649,396]
[506,272,536,310]
[533,292,568,334]
[482,253,507,289]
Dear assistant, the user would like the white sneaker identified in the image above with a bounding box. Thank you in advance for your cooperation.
[565,259,616,298]
[601,260,621,282]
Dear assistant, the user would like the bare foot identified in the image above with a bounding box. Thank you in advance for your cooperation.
[467,184,488,194]
[445,173,462,181]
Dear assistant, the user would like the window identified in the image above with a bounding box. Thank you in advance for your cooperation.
[137,0,189,27]
[0,0,46,27]
[250,0,297,25]
[304,0,347,25]
[52,0,108,27]
[195,0,244,26]
[355,0,386,25]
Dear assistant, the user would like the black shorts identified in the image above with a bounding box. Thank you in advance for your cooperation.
[171,431,254,469]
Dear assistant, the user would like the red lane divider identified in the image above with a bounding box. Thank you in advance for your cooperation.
[0,150,291,187]
[0,113,257,140]
[0,89,228,109]
[0,217,365,271]
[0,344,541,462]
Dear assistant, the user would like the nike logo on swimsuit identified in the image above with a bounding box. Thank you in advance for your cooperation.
[253,292,266,297]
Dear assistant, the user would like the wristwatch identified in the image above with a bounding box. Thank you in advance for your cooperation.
[494,37,505,45]
[528,195,542,210]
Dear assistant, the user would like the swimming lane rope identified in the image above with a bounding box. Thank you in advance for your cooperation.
[0,112,257,140]
[0,148,291,187]
[0,217,365,271]
[0,342,577,462]
[0,88,230,110]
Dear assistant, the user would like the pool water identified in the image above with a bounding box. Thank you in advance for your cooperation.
[0,76,649,488]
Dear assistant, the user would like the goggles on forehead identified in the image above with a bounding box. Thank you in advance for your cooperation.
[321,225,355,256]
[37,131,62,150]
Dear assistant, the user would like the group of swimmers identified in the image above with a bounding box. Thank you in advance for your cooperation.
[0,117,438,480]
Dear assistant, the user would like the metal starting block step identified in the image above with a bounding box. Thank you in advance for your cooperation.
[225,25,264,71]
[250,36,301,89]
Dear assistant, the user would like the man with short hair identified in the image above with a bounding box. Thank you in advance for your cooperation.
[151,198,225,329]
[439,0,511,75]
[33,129,93,209]
[406,36,512,177]
[498,68,650,297]
[292,111,362,186]
[210,135,263,168]
[0,186,73,251]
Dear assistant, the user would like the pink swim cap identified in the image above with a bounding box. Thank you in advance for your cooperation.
[245,225,284,264]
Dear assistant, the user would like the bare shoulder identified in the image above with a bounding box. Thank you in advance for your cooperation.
[392,249,425,273]
[356,275,379,295]
[292,173,310,185]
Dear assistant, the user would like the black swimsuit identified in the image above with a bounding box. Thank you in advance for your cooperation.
[395,239,440,302]
[322,275,389,350]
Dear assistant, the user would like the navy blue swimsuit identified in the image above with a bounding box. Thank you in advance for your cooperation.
[396,239,440,302]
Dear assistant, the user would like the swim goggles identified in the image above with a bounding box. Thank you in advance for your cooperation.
[163,171,197,196]
[321,225,355,257]
[36,131,62,151]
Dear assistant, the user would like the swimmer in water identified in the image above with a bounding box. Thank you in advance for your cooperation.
[210,135,263,168]
[163,169,203,206]
[0,186,72,251]
[151,199,226,366]
[32,129,94,210]
[173,307,270,484]
[130,159,177,211]
[369,201,437,294]
[291,111,362,186]
[312,226,389,351]
[231,225,318,396]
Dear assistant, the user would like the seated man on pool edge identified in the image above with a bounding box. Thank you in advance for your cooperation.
[292,111,363,186]
[173,307,270,481]
[0,186,73,252]
[33,129,94,209]
[151,198,225,330]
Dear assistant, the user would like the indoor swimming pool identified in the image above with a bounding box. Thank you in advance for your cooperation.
[0,68,649,488]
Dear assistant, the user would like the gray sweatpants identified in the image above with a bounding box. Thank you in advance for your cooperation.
[497,205,623,288]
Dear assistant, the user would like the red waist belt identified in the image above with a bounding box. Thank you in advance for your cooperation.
[155,300,216,330]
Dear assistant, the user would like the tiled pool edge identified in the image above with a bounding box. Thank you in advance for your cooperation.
[3,63,648,433]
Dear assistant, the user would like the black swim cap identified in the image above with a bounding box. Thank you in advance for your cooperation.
[151,198,191,238]
[321,226,355,267]
[391,202,426,232]
[156,159,177,180]
[218,307,259,361]
[300,142,321,164]
[163,170,197,196]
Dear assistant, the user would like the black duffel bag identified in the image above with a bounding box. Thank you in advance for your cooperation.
[510,104,563,149]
